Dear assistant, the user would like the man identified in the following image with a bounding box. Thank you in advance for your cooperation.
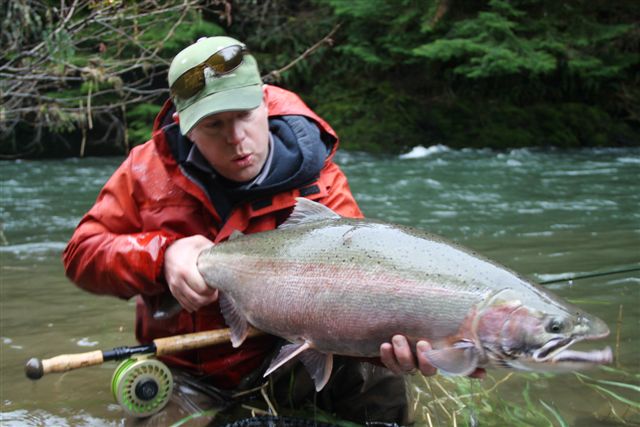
[63,36,443,424]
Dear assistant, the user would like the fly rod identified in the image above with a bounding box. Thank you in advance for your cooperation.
[25,327,263,380]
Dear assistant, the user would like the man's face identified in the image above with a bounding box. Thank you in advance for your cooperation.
[187,100,269,182]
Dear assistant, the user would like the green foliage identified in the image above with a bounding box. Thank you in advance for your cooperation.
[126,102,161,146]
[317,0,435,69]
[137,14,224,57]
[319,0,639,92]
[413,11,560,79]
[303,0,638,150]
[1,1,45,53]
[43,28,75,65]
[410,0,635,87]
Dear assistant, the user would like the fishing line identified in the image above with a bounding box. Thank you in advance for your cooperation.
[538,264,640,285]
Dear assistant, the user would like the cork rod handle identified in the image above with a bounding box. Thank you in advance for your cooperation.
[25,350,104,380]
[153,327,263,355]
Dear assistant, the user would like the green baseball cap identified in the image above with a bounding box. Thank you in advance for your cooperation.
[168,36,263,135]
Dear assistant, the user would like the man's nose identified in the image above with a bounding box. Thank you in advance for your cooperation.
[226,121,244,145]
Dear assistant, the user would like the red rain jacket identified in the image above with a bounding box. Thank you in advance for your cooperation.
[63,85,363,388]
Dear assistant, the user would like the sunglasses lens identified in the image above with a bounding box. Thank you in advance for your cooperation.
[208,45,244,73]
[171,65,205,99]
[171,45,246,100]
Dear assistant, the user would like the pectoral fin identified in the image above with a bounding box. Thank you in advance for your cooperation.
[423,341,479,376]
[264,342,334,392]
[218,293,249,348]
[264,342,311,376]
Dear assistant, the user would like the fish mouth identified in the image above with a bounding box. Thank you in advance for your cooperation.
[533,337,574,361]
[549,346,612,365]
[533,332,612,366]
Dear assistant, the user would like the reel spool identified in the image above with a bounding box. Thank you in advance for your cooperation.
[111,356,173,417]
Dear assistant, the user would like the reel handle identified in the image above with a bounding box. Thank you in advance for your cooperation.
[26,350,104,380]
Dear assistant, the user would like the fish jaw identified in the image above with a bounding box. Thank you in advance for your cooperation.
[505,340,613,372]
[546,346,613,370]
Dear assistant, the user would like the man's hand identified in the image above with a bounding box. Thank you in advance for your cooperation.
[163,235,217,312]
[380,335,486,379]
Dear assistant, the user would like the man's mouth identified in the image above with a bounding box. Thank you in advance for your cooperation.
[233,153,252,167]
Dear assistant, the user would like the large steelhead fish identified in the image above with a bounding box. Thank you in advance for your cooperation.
[197,198,612,391]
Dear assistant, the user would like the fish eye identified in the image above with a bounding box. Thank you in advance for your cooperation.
[546,319,564,333]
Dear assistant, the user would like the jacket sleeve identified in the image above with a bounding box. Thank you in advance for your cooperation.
[63,155,177,299]
[318,161,364,219]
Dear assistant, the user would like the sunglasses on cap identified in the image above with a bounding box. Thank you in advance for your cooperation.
[170,45,247,100]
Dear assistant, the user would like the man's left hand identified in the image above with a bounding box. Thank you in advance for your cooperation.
[380,335,486,379]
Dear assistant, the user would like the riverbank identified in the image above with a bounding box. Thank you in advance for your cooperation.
[2,97,638,158]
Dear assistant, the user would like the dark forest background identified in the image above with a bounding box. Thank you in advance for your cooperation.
[1,0,638,157]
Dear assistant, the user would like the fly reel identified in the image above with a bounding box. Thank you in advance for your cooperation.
[111,355,173,417]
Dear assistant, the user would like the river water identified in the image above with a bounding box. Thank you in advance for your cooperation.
[1,146,639,426]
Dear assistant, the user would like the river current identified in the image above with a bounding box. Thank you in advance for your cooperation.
[1,146,639,426]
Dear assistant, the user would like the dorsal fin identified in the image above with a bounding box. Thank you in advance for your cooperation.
[279,197,341,229]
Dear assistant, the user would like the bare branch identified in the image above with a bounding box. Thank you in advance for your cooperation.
[261,24,342,83]
[1,0,210,154]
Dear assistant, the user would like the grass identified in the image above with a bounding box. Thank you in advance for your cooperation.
[167,366,639,426]
[411,366,640,427]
